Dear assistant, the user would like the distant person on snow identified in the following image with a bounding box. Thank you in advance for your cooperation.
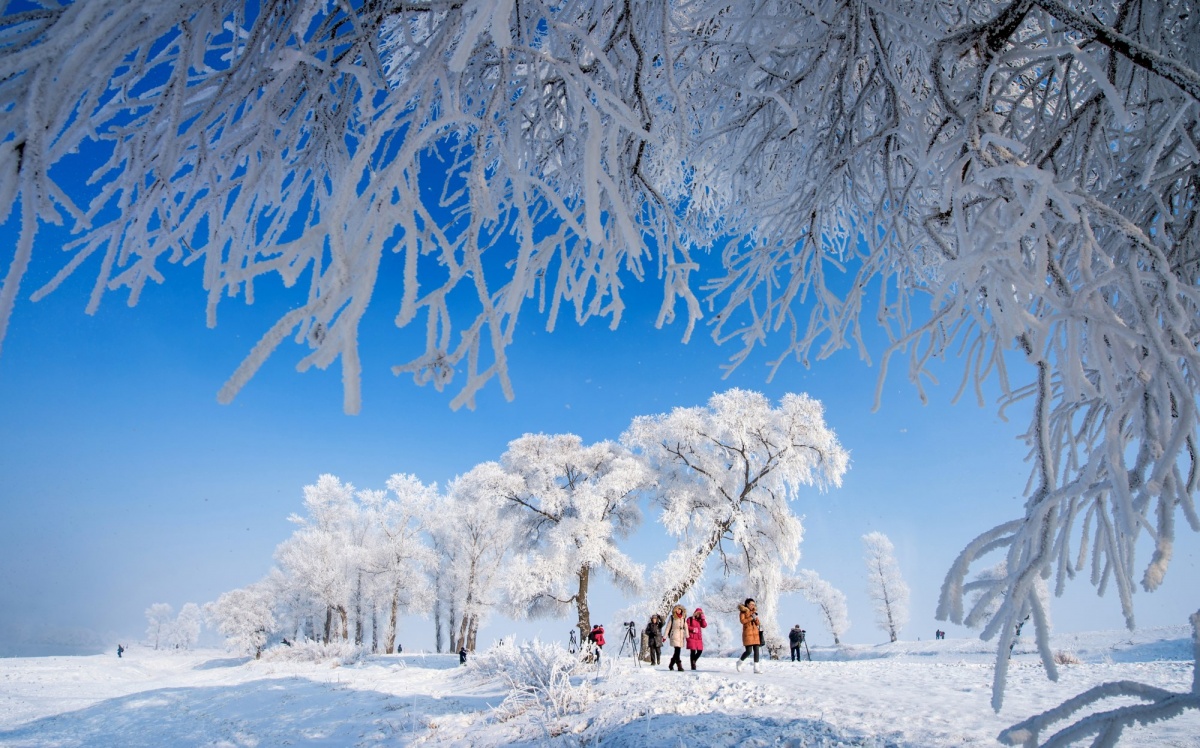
[686,608,707,670]
[737,598,763,673]
[789,625,806,661]
[117,645,124,658]
[588,624,605,663]
[459,646,467,665]
[665,605,687,671]
[644,614,664,666]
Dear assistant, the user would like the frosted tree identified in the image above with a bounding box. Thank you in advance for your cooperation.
[863,532,909,644]
[432,462,522,652]
[144,603,173,650]
[498,433,649,645]
[205,581,277,658]
[785,570,851,646]
[169,603,203,651]
[623,388,848,642]
[4,0,1198,727]
[275,475,361,642]
[362,473,436,654]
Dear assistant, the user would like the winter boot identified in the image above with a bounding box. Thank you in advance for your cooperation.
[753,662,762,674]
[735,659,743,672]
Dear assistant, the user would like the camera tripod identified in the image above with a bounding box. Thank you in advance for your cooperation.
[617,621,641,666]
[568,628,578,654]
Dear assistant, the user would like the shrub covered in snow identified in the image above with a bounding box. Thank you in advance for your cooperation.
[257,640,364,666]
[469,640,594,721]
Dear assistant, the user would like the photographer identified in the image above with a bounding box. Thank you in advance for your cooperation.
[644,613,663,666]
[587,623,605,663]
[789,624,806,662]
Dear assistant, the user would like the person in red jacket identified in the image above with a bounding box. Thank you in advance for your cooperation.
[588,624,606,663]
[685,607,707,670]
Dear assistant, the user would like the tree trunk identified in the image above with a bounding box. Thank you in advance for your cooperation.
[324,606,333,643]
[655,521,731,617]
[385,584,399,654]
[575,565,592,648]
[354,574,364,645]
[433,595,444,653]
[467,613,479,652]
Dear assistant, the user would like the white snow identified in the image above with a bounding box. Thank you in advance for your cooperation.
[2,627,1196,747]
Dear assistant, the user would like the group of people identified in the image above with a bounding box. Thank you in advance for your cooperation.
[934,629,946,640]
[587,597,810,674]
[644,604,708,670]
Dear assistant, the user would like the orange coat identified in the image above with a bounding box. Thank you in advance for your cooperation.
[738,604,761,646]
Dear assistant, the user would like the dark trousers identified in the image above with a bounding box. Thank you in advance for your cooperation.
[790,645,802,661]
[689,649,702,669]
[668,646,683,669]
[648,644,661,665]
[739,644,760,663]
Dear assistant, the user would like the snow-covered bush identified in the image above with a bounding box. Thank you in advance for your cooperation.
[469,640,594,721]
[257,639,364,666]
[1052,651,1081,666]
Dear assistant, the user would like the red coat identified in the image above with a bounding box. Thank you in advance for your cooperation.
[589,626,605,647]
[686,610,707,650]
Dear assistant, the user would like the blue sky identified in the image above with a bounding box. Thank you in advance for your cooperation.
[1,223,1197,656]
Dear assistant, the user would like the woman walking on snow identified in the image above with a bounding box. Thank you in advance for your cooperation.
[686,607,707,670]
[665,604,687,670]
[644,613,664,666]
[736,598,763,673]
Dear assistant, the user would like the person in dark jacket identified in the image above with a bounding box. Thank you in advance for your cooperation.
[789,625,806,661]
[117,644,124,659]
[459,646,468,665]
[644,614,664,666]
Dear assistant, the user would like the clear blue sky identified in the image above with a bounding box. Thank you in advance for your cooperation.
[1,225,1196,656]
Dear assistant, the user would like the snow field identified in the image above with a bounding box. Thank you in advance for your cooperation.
[1,627,1197,747]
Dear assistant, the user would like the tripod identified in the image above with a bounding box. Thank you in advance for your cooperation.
[617,622,641,666]
[568,629,578,654]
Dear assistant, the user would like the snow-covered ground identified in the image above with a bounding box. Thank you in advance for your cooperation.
[1,627,1196,747]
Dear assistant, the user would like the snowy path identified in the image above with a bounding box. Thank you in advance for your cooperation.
[1,630,1197,747]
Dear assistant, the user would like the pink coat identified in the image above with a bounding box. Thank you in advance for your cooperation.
[685,610,707,650]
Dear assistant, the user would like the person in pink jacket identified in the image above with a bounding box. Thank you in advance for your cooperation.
[685,607,707,670]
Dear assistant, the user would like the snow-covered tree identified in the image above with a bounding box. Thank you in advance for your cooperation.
[4,0,1198,722]
[275,475,361,643]
[363,473,436,653]
[432,462,522,652]
[624,389,848,642]
[863,532,910,644]
[169,603,203,651]
[785,570,851,646]
[499,433,649,645]
[144,603,173,650]
[205,582,277,658]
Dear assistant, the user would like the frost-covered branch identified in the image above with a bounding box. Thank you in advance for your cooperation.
[997,610,1200,747]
